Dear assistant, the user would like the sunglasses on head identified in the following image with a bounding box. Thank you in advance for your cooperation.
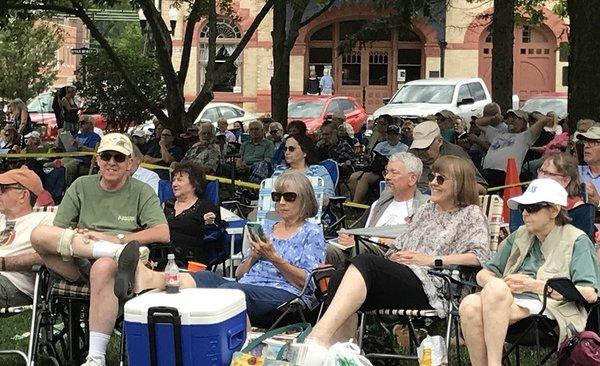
[99,151,127,163]
[517,202,552,214]
[284,146,297,152]
[428,172,448,185]
[271,191,298,202]
[0,184,24,194]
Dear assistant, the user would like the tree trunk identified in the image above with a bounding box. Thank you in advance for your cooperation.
[491,0,515,114]
[567,0,600,133]
[271,0,290,125]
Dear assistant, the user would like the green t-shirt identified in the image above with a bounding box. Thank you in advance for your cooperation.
[54,175,166,234]
[240,139,275,165]
[485,231,600,299]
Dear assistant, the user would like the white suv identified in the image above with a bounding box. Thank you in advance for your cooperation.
[373,78,492,123]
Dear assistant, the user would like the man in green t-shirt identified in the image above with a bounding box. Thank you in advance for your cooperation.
[31,133,169,366]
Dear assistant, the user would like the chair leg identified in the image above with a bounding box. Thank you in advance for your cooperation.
[27,272,42,365]
[119,328,127,366]
[357,313,366,349]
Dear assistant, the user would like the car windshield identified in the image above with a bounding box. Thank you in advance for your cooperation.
[288,101,325,118]
[521,98,568,118]
[389,85,455,104]
[27,94,54,113]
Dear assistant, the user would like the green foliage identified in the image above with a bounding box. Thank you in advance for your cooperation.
[0,17,62,100]
[75,23,166,129]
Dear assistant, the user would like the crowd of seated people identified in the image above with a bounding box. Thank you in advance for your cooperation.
[4,98,600,366]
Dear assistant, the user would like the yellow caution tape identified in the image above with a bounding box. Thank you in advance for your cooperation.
[0,151,95,159]
[343,201,370,210]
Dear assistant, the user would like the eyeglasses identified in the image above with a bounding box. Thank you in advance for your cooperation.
[518,203,551,214]
[537,168,566,178]
[271,191,298,202]
[99,151,127,163]
[0,184,24,194]
[284,146,297,152]
[269,130,280,134]
[428,172,448,185]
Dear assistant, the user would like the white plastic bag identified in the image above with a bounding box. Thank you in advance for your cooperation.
[323,342,373,366]
[416,335,448,366]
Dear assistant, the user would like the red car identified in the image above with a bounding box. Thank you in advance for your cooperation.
[27,93,107,140]
[287,96,368,134]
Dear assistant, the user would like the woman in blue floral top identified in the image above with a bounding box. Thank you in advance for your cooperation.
[271,134,335,200]
[124,170,326,322]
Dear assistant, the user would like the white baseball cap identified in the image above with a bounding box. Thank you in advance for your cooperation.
[507,178,568,210]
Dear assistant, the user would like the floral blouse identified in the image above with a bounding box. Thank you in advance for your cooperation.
[239,220,326,306]
[386,202,491,317]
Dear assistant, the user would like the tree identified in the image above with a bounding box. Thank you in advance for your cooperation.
[0,17,62,100]
[566,0,600,130]
[2,0,274,133]
[491,0,515,114]
[75,23,166,131]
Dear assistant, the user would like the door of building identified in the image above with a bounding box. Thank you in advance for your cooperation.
[336,47,393,113]
[479,25,557,101]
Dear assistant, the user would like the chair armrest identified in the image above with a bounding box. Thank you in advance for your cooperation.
[328,196,347,204]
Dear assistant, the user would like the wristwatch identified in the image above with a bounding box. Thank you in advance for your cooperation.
[117,234,126,244]
[434,256,444,268]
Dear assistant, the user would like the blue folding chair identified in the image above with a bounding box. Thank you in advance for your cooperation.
[319,159,347,236]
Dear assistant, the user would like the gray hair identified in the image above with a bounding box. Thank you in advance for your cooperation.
[273,170,318,220]
[199,121,215,134]
[388,152,423,178]
[270,122,283,131]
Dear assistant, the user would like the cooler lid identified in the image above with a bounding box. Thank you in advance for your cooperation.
[124,288,246,325]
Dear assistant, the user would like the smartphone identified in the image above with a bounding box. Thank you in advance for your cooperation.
[246,222,267,241]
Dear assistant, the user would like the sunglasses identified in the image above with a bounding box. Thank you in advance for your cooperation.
[428,172,448,185]
[99,151,127,163]
[271,191,298,202]
[284,146,297,152]
[0,184,24,194]
[269,130,280,134]
[518,203,552,214]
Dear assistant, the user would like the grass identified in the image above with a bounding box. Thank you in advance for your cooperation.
[1,312,555,365]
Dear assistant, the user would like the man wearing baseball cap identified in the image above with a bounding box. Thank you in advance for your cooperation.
[409,121,487,194]
[0,167,55,313]
[575,125,600,207]
[475,107,555,194]
[30,133,169,366]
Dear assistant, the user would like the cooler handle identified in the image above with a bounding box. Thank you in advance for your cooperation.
[147,306,183,366]
[227,324,246,350]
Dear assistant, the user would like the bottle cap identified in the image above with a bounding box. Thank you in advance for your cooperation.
[167,253,175,260]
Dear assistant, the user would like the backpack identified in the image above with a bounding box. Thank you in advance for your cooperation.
[558,325,600,366]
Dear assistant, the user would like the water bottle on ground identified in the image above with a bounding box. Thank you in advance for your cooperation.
[165,254,180,294]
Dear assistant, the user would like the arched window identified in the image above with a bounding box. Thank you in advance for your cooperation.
[198,18,243,93]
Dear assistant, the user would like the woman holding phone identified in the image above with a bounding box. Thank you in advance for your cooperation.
[115,170,326,322]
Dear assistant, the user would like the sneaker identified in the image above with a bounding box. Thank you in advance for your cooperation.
[81,356,106,366]
[114,244,149,264]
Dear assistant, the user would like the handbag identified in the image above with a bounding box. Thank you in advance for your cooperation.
[557,324,600,366]
[230,323,312,366]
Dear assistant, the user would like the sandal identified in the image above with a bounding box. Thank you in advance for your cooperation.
[113,241,140,301]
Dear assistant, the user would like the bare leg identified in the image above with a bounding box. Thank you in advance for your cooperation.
[459,294,488,366]
[310,265,367,347]
[353,173,380,204]
[133,261,197,293]
[31,225,90,281]
[480,278,529,366]
[89,258,119,335]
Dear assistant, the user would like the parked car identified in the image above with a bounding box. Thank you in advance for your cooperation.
[520,92,567,119]
[27,92,107,140]
[373,78,493,123]
[193,102,257,130]
[287,95,368,134]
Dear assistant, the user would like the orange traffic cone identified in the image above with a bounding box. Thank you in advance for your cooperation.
[502,157,522,222]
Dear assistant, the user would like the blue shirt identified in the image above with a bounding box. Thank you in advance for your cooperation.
[271,164,335,198]
[373,140,408,157]
[239,220,325,305]
[75,131,101,163]
[579,165,600,194]
[319,75,334,94]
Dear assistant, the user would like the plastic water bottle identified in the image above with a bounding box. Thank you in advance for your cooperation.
[165,254,180,294]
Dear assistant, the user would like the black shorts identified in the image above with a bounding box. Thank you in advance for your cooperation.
[326,253,432,312]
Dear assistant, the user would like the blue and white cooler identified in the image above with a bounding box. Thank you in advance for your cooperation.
[124,288,247,366]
